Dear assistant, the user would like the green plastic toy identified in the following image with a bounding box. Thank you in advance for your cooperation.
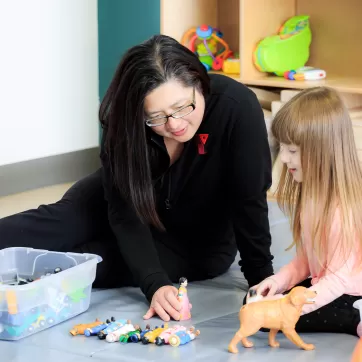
[253,15,312,77]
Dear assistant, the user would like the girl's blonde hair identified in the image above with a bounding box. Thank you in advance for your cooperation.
[271,86,362,271]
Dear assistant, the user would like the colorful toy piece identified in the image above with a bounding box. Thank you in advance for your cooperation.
[119,327,142,343]
[84,317,115,337]
[139,324,152,339]
[351,337,362,362]
[155,325,187,346]
[97,318,128,340]
[106,320,136,343]
[228,286,317,354]
[222,58,240,74]
[284,66,326,81]
[141,323,169,344]
[168,327,200,347]
[70,319,103,336]
[181,24,232,71]
[253,15,312,77]
[177,277,192,320]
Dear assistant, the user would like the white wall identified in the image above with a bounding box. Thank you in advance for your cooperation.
[0,0,99,166]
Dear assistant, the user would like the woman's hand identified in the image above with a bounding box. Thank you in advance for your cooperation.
[249,278,279,300]
[143,285,182,322]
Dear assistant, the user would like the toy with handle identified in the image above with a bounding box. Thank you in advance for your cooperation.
[253,15,312,76]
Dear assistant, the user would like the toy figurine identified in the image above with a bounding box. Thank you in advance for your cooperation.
[139,324,151,339]
[119,327,142,343]
[70,319,103,336]
[351,337,362,362]
[155,325,187,346]
[106,320,136,343]
[84,317,115,337]
[97,318,128,340]
[228,286,317,354]
[141,324,169,344]
[168,327,200,347]
[177,277,192,320]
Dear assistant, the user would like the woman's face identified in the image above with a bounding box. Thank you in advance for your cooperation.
[144,80,205,143]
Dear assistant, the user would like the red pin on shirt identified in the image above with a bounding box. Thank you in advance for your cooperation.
[197,134,209,155]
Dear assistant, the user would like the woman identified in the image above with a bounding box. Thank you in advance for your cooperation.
[0,35,274,321]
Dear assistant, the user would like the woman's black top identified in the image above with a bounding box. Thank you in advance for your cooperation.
[100,73,274,301]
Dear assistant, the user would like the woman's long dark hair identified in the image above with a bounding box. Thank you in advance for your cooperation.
[99,34,210,229]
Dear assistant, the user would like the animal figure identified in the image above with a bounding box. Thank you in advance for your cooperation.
[228,286,317,353]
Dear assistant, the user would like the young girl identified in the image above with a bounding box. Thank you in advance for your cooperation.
[253,86,362,337]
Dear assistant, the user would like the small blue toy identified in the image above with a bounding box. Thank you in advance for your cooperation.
[97,318,127,340]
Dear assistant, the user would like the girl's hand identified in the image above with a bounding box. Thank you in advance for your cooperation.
[252,278,279,298]
[143,285,182,322]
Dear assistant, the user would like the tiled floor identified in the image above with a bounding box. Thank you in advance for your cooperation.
[0,183,74,218]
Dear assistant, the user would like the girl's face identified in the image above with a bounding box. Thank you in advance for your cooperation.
[279,143,303,182]
[144,80,205,143]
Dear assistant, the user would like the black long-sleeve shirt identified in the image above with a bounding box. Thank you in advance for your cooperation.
[100,74,274,301]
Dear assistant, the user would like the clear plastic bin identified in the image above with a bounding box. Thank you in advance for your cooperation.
[0,247,102,341]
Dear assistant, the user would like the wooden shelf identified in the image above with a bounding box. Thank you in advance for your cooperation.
[210,72,362,94]
[241,75,362,94]
[161,0,362,95]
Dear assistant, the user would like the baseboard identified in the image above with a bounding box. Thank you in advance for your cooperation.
[0,147,101,197]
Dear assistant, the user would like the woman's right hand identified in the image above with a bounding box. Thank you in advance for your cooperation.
[143,285,182,322]
[250,278,279,299]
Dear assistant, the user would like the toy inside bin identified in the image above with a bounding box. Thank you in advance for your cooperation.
[0,247,102,341]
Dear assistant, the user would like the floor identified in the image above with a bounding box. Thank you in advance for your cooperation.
[0,183,73,218]
[0,184,359,361]
[0,183,277,219]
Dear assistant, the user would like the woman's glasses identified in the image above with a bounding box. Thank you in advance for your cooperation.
[145,88,196,127]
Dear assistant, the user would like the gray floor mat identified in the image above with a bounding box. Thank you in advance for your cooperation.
[0,202,358,361]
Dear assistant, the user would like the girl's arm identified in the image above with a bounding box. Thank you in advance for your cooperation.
[301,208,357,315]
[271,251,311,293]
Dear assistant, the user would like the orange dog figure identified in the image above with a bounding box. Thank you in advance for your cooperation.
[228,286,317,353]
[351,338,362,362]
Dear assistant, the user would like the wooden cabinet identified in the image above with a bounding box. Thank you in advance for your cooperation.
[161,0,362,94]
[161,0,362,196]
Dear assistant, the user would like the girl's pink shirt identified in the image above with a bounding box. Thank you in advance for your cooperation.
[271,207,362,315]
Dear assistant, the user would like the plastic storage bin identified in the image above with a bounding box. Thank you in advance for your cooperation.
[0,247,102,341]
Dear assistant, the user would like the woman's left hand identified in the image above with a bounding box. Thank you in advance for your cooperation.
[143,285,182,322]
